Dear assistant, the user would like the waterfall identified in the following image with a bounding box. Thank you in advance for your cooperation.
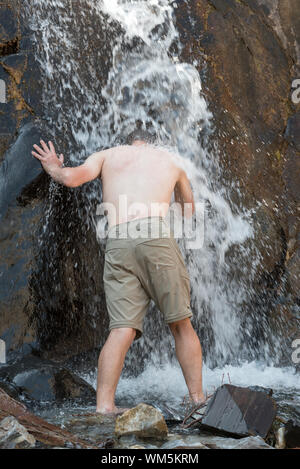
[23,0,289,372]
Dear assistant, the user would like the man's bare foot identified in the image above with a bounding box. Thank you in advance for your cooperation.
[181,393,209,416]
[192,396,207,406]
[189,393,207,406]
[96,407,131,416]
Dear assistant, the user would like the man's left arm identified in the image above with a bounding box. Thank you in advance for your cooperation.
[174,168,195,218]
[32,140,106,187]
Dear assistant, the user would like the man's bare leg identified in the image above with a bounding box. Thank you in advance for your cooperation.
[169,318,205,404]
[96,327,136,414]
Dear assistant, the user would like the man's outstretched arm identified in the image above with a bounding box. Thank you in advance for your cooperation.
[32,140,106,187]
[174,169,195,217]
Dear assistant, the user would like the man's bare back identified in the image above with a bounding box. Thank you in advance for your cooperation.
[32,139,195,226]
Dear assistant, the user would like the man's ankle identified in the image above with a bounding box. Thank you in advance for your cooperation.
[189,392,206,404]
[96,405,116,414]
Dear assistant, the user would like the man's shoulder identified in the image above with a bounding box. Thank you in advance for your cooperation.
[92,145,126,159]
[158,147,186,170]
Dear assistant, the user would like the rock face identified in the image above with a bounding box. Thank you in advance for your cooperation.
[0,0,299,363]
[176,0,300,326]
[0,1,108,362]
[0,355,96,403]
[0,0,45,358]
[115,403,168,439]
[0,415,35,449]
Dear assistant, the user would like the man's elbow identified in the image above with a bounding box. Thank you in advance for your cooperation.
[61,169,80,188]
[183,199,195,218]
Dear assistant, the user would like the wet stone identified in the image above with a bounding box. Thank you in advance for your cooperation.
[284,112,300,151]
[0,6,18,49]
[197,434,273,450]
[0,416,35,449]
[0,355,96,403]
[115,403,168,440]
[160,435,209,450]
[151,402,185,422]
[201,384,277,438]
[284,421,300,449]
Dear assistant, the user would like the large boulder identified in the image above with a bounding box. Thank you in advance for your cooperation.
[0,355,96,403]
[200,384,277,438]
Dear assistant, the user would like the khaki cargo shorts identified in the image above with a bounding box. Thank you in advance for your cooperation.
[103,216,192,340]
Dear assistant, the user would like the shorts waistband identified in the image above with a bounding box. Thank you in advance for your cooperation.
[107,216,171,240]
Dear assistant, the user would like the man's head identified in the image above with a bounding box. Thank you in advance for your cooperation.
[126,129,156,146]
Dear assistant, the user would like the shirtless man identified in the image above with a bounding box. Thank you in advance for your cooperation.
[32,129,205,414]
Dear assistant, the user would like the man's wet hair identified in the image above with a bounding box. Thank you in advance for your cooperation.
[126,129,156,145]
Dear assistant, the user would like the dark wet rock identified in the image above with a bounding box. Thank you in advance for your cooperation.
[0,120,44,219]
[286,248,300,303]
[284,112,300,151]
[21,53,43,114]
[0,120,48,359]
[0,198,41,358]
[250,204,286,280]
[1,53,27,82]
[0,2,46,363]
[284,420,300,449]
[0,415,35,449]
[151,403,185,422]
[0,65,17,139]
[54,369,96,401]
[201,384,277,438]
[0,4,19,56]
[0,355,96,403]
[115,403,168,439]
[0,380,20,400]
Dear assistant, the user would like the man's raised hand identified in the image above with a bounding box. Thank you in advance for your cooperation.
[32,140,64,169]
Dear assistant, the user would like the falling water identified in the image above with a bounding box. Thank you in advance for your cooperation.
[22,0,298,403]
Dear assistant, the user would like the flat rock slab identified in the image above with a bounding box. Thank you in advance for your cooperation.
[198,435,273,450]
[201,384,277,438]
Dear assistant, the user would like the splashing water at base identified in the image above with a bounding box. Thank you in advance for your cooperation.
[23,0,294,392]
[80,361,299,415]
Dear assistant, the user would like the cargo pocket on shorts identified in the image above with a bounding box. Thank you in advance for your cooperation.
[136,238,177,273]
